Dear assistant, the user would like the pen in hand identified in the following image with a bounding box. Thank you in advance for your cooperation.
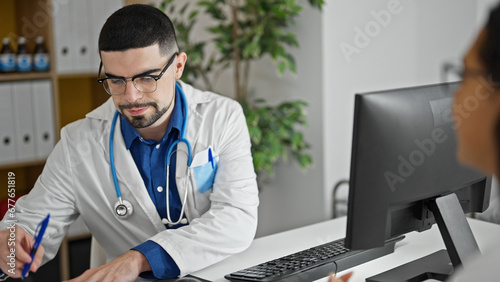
[22,214,50,278]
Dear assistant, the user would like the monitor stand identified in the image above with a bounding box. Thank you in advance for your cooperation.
[366,193,480,282]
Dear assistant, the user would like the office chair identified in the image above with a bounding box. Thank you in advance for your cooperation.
[332,179,349,219]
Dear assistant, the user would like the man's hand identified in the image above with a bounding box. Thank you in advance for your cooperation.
[65,250,151,282]
[0,225,44,278]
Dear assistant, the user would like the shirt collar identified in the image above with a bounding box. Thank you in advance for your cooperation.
[120,87,185,150]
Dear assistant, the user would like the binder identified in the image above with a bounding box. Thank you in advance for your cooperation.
[0,82,17,164]
[71,0,92,72]
[12,81,36,161]
[88,0,124,72]
[53,0,74,73]
[53,0,124,73]
[88,0,108,70]
[32,80,55,159]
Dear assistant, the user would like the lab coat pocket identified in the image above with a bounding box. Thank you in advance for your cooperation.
[193,160,218,193]
[189,148,218,210]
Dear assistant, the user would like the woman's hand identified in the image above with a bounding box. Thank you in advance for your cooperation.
[329,272,353,282]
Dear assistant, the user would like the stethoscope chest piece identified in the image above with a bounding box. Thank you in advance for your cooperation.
[114,199,133,219]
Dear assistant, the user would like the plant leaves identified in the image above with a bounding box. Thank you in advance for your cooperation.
[153,0,320,178]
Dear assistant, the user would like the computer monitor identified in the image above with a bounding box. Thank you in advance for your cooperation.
[344,82,491,281]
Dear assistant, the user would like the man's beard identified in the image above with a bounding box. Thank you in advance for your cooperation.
[119,101,168,128]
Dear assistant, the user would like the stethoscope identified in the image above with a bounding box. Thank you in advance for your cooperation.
[109,82,192,226]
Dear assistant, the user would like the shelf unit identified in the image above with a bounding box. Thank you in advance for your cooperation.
[1,0,156,279]
[0,0,109,192]
[0,0,111,279]
[1,0,56,197]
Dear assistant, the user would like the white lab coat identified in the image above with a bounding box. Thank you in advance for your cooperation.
[0,81,259,277]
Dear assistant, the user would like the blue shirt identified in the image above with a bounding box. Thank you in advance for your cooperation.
[122,88,185,279]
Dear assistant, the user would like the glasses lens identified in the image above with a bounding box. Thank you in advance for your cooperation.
[133,77,157,93]
[103,79,126,95]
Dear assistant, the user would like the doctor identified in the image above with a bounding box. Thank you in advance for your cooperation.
[0,4,258,281]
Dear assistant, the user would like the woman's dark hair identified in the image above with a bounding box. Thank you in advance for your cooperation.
[481,4,500,84]
[98,4,178,56]
[482,3,500,173]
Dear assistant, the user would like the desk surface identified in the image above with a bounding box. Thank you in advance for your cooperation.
[191,217,500,282]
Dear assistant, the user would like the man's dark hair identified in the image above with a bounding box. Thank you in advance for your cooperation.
[99,4,178,56]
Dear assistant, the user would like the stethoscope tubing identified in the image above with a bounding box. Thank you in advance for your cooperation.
[171,82,192,166]
[110,110,122,200]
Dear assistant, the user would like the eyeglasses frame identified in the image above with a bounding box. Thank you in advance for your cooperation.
[97,52,179,96]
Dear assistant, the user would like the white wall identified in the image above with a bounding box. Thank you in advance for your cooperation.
[158,0,498,237]
[146,0,324,237]
[226,0,494,237]
[157,0,325,237]
[323,0,481,219]
[247,2,325,237]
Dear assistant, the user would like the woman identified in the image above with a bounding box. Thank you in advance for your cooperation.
[330,3,500,281]
[446,2,500,281]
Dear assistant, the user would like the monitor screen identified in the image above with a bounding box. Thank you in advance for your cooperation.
[344,82,491,279]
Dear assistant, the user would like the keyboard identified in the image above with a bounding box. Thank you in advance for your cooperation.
[224,236,404,282]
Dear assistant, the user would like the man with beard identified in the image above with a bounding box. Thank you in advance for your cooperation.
[0,4,258,281]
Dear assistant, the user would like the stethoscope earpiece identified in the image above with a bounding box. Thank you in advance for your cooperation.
[162,218,188,226]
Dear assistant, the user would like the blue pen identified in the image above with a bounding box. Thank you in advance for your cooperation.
[22,214,50,278]
[208,148,214,169]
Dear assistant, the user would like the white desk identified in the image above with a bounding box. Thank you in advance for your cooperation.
[191,217,500,282]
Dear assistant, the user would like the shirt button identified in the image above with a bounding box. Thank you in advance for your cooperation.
[157,186,164,192]
[156,144,160,149]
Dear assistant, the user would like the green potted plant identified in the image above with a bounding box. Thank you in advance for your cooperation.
[156,0,323,179]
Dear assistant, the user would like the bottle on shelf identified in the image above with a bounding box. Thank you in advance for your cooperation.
[16,37,32,72]
[33,36,50,72]
[0,37,16,73]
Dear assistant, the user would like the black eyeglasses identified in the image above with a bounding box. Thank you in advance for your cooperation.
[97,52,178,96]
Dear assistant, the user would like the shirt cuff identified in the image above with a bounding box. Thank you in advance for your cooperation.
[132,240,180,279]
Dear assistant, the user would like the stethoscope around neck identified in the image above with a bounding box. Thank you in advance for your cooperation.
[109,83,192,226]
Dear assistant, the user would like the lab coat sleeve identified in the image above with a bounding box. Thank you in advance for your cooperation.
[149,100,259,276]
[0,127,79,265]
